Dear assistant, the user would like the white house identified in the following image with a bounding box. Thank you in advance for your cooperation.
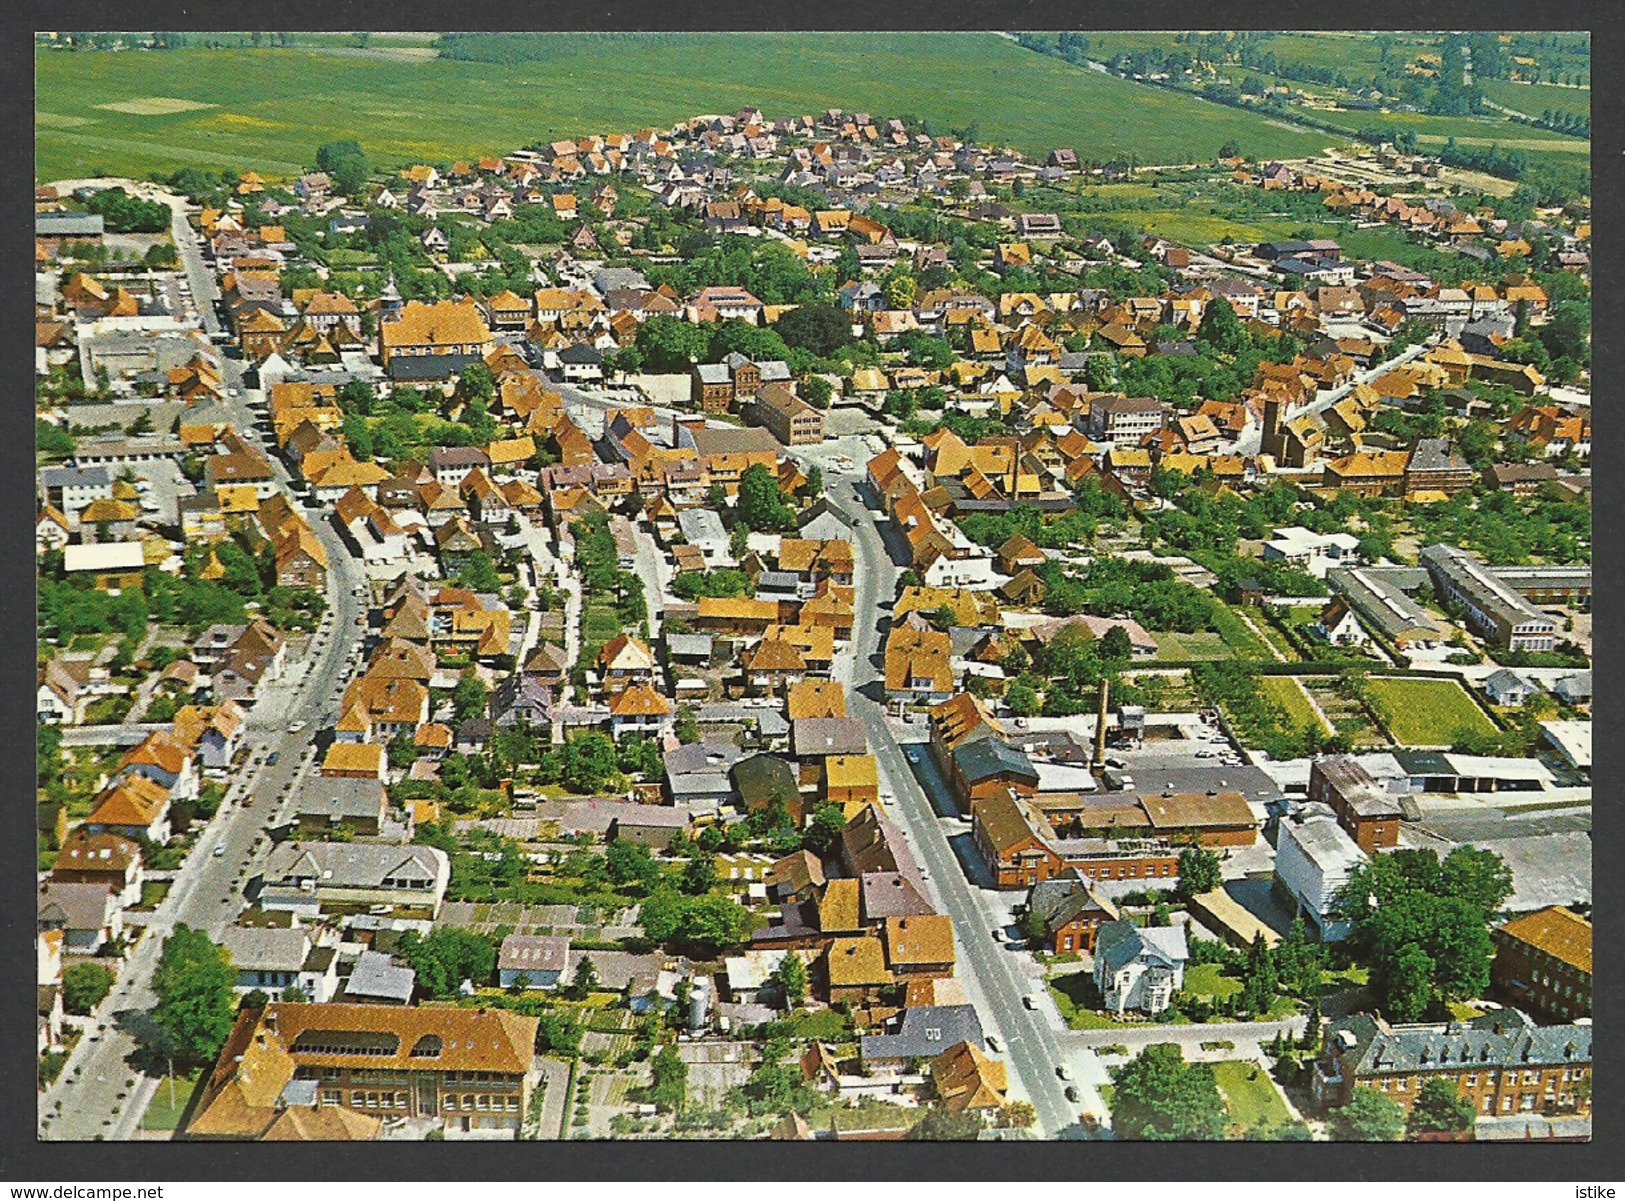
[221,925,339,1002]
[497,933,571,990]
[1273,805,1366,942]
[1312,597,1370,648]
[1483,668,1540,707]
[1093,921,1188,1015]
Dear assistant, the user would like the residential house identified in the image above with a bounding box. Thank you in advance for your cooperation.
[497,934,571,991]
[1093,920,1188,1015]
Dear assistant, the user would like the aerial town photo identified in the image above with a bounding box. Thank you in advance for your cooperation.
[33,30,1592,1146]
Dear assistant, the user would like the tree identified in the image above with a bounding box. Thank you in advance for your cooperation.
[568,955,600,1000]
[398,927,496,999]
[1438,846,1514,918]
[1175,846,1222,899]
[673,705,700,745]
[1196,297,1248,357]
[803,375,833,409]
[1328,1086,1405,1141]
[451,672,489,724]
[242,988,270,1010]
[635,315,710,372]
[649,1043,687,1113]
[771,952,808,1008]
[151,923,238,1068]
[802,802,846,856]
[1108,1043,1227,1140]
[62,962,114,1015]
[774,303,853,357]
[605,838,661,892]
[562,731,619,794]
[736,463,795,532]
[1219,138,1242,159]
[1406,1077,1476,1138]
[1099,624,1134,662]
[1005,681,1040,717]
[315,139,371,195]
[998,1100,1038,1129]
[907,1105,986,1140]
[1084,353,1116,392]
[680,852,718,896]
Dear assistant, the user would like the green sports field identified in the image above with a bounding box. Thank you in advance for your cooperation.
[35,34,1337,183]
[1362,677,1497,747]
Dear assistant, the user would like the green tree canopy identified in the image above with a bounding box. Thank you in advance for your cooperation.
[1328,1086,1405,1141]
[151,923,238,1068]
[62,962,115,1015]
[1176,846,1222,899]
[1108,1043,1227,1140]
[1406,1077,1476,1137]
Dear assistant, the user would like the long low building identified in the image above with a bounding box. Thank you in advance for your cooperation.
[1420,544,1565,652]
[184,1002,539,1138]
[259,842,450,918]
[1326,565,1445,647]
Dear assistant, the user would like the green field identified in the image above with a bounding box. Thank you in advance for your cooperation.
[1211,1059,1292,1133]
[35,34,1337,183]
[1363,676,1497,746]
[1257,676,1331,736]
[1478,78,1591,122]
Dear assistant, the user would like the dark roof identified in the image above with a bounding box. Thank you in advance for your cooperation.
[731,754,798,808]
[1328,1009,1590,1077]
[387,353,479,381]
[860,1005,985,1062]
[951,737,1038,786]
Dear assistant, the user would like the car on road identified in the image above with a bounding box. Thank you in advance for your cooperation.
[266,752,280,766]
[213,845,226,857]
[1023,994,1038,1010]
[905,747,919,762]
[287,721,307,733]
[1065,1085,1081,1103]
[1057,1065,1073,1081]
[985,1034,1001,1053]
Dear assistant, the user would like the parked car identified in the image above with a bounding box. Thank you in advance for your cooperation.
[1057,1065,1073,1081]
[1023,994,1038,1010]
[1065,1085,1080,1103]
[985,1034,1002,1053]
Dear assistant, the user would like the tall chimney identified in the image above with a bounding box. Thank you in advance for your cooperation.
[1093,677,1110,768]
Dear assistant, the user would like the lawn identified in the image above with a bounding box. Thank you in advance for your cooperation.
[141,1069,202,1131]
[1362,676,1497,747]
[1256,676,1330,736]
[787,1009,853,1040]
[1211,1059,1292,1134]
[1183,962,1243,1001]
[136,880,171,911]
[578,601,624,671]
[1153,630,1232,662]
[1049,971,1125,1030]
[36,34,1335,183]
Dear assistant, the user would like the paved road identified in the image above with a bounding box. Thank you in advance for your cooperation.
[823,473,1096,1139]
[40,188,371,1140]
